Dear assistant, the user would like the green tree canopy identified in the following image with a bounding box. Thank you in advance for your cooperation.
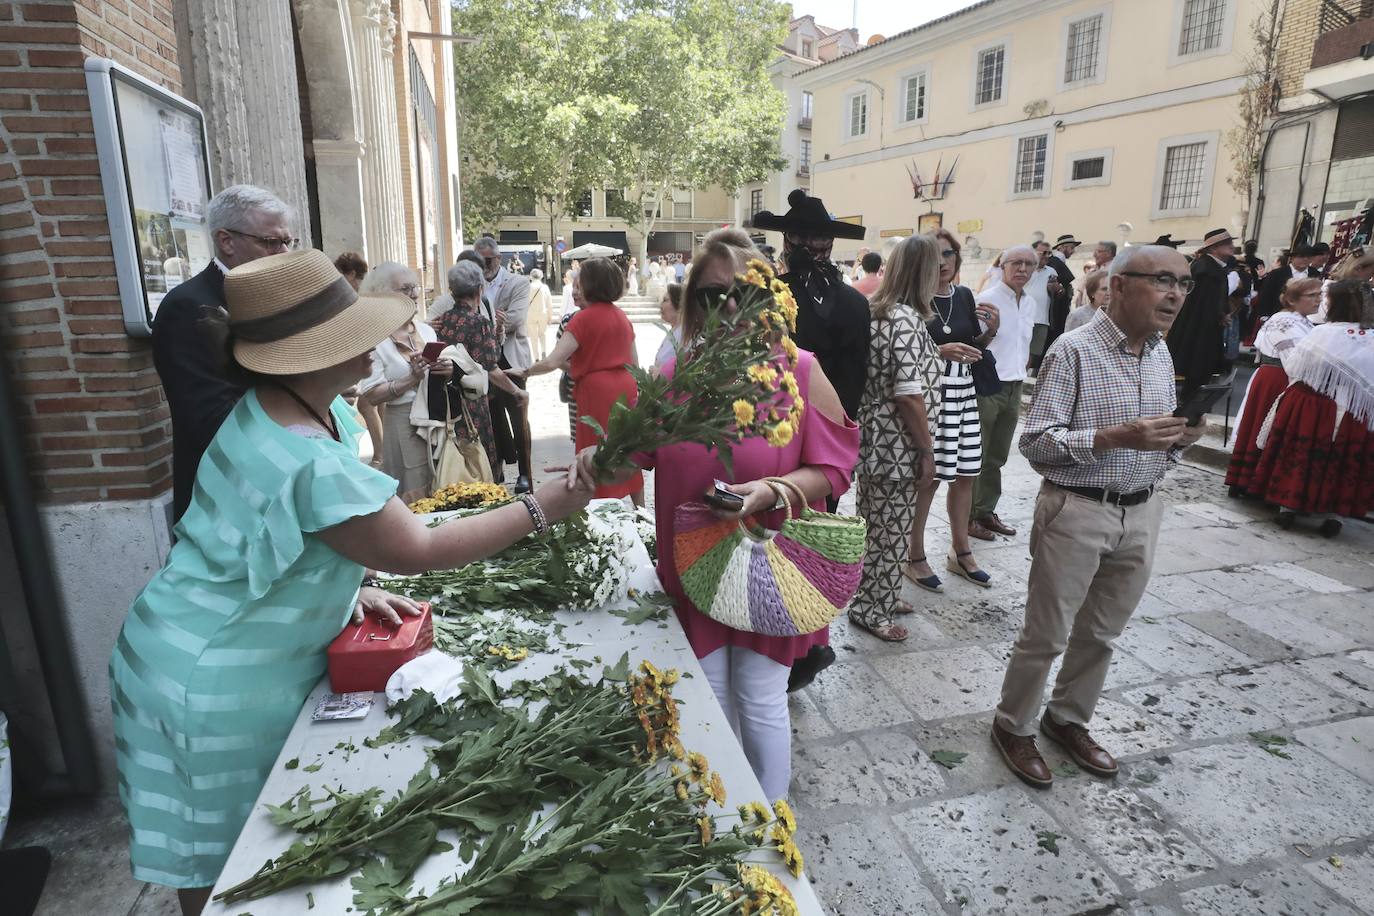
[452,0,788,263]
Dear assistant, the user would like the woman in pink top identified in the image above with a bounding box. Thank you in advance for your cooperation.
[578,229,859,800]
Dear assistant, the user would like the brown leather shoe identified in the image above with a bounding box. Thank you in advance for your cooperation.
[981,513,1018,536]
[968,519,997,541]
[991,721,1053,788]
[1040,714,1118,777]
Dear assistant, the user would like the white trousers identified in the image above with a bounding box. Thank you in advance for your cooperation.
[699,646,792,802]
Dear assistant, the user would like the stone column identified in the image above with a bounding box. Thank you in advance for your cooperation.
[349,0,407,263]
[176,0,314,246]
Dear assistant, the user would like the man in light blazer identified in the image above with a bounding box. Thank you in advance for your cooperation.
[473,236,534,492]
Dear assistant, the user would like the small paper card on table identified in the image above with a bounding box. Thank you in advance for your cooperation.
[311,692,375,721]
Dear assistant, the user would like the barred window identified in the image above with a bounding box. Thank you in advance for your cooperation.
[1178,0,1226,55]
[1072,157,1105,181]
[799,138,811,168]
[1014,134,1048,194]
[1064,14,1102,83]
[748,189,763,221]
[672,188,692,219]
[903,73,926,122]
[847,93,868,138]
[576,191,593,218]
[975,45,1005,105]
[1159,142,1207,210]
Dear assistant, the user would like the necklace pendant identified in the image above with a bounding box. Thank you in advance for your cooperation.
[942,324,952,335]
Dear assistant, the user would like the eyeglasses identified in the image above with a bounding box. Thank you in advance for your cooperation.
[940,249,957,258]
[226,229,298,251]
[1118,271,1195,293]
[1003,259,1036,269]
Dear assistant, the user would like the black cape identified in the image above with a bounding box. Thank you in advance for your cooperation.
[784,271,871,421]
[1166,255,1229,395]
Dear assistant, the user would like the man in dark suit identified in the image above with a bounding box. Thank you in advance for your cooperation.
[1167,227,1235,396]
[1045,233,1079,346]
[1254,243,1313,330]
[152,184,295,522]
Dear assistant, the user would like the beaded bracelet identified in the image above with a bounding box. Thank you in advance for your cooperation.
[519,493,548,534]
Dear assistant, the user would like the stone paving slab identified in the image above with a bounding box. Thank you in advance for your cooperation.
[871,646,1008,720]
[800,818,947,916]
[895,786,1120,913]
[1290,651,1374,707]
[1179,610,1296,663]
[1218,662,1364,725]
[1113,616,1252,676]
[1294,715,1374,783]
[1136,742,1374,865]
[1120,677,1282,741]
[1307,850,1374,913]
[1179,868,1363,916]
[1225,601,1362,656]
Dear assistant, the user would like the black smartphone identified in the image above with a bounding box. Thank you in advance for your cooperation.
[702,480,744,512]
[1174,372,1235,427]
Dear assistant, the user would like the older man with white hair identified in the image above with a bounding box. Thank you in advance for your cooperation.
[969,244,1038,541]
[990,244,1203,788]
[153,183,295,522]
[473,236,534,492]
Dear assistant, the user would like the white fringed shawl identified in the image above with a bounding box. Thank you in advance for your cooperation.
[1259,322,1374,446]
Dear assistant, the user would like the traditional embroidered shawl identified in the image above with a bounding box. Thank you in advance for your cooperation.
[1255,310,1314,371]
[1284,322,1374,431]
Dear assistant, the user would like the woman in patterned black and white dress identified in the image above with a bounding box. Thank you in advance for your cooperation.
[908,229,1000,591]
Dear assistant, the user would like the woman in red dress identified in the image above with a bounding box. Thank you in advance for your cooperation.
[1252,280,1374,536]
[519,257,645,503]
[1225,277,1320,497]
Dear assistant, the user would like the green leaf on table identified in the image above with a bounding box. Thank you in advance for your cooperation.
[930,749,967,769]
[462,664,501,708]
[602,651,630,682]
[608,594,671,625]
[1036,830,1062,855]
[283,757,299,770]
[351,857,413,911]
[534,862,598,899]
[302,760,323,773]
[1250,732,1292,759]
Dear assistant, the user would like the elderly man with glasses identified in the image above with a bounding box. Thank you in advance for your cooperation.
[969,245,1038,541]
[473,236,534,492]
[152,183,295,522]
[991,244,1203,788]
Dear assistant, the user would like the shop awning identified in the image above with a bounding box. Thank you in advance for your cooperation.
[499,230,539,243]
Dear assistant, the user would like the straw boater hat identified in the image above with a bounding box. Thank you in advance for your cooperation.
[1199,228,1234,251]
[224,250,416,375]
[1053,233,1081,249]
[749,189,867,240]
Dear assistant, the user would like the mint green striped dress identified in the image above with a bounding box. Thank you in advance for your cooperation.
[109,390,397,888]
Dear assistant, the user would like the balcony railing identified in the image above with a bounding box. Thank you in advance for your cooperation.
[1319,0,1373,36]
[795,164,811,177]
[797,116,812,130]
[1311,0,1374,69]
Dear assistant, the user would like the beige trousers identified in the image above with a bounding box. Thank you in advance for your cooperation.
[995,481,1163,736]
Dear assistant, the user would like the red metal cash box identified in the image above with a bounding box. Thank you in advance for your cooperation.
[327,602,433,693]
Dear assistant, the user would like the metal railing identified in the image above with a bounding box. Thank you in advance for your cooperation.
[795,164,810,177]
[797,116,812,130]
[1319,0,1374,36]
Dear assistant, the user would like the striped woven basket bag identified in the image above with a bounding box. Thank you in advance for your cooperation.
[673,477,867,636]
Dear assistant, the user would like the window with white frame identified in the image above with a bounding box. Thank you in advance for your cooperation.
[1013,134,1048,195]
[576,190,594,218]
[845,91,868,139]
[901,71,927,123]
[672,188,692,219]
[975,44,1005,106]
[1064,148,1113,189]
[1177,0,1227,55]
[800,91,813,121]
[799,138,811,169]
[801,38,814,58]
[1158,141,1208,210]
[1064,14,1103,84]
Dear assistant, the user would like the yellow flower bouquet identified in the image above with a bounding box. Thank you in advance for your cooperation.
[588,259,804,479]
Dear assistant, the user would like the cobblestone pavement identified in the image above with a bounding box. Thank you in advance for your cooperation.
[13,324,1374,915]
[532,324,1374,916]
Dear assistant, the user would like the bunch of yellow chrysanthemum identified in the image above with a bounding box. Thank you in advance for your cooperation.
[407,480,511,514]
[589,258,806,479]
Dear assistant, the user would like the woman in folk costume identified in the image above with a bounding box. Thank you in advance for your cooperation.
[1225,277,1321,498]
[1252,280,1374,536]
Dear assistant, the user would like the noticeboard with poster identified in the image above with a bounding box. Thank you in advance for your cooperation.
[85,58,214,337]
[918,212,943,233]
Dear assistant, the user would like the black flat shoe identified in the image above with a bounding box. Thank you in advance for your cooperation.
[787,645,836,693]
[514,475,532,494]
[0,847,51,916]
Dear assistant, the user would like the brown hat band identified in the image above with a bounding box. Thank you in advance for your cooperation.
[230,275,357,343]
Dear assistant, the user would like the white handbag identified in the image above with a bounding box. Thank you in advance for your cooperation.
[442,343,488,399]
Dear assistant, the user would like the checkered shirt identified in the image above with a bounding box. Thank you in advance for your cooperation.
[1019,310,1180,493]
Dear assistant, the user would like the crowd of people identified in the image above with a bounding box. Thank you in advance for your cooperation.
[115,178,1373,914]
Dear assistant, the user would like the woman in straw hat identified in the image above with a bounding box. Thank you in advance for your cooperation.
[107,250,594,914]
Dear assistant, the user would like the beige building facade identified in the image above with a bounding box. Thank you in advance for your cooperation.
[794,0,1266,261]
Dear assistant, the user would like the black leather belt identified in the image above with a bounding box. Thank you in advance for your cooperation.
[1257,354,1282,368]
[1054,482,1154,506]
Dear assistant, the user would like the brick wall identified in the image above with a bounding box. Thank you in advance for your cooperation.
[1275,0,1322,100]
[0,0,181,504]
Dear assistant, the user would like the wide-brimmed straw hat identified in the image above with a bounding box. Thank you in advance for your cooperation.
[225,250,416,375]
[1199,227,1234,250]
[1053,233,1081,248]
[750,188,867,240]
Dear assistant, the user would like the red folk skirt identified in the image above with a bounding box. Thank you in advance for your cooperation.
[1252,382,1374,516]
[1225,364,1288,494]
[574,366,644,499]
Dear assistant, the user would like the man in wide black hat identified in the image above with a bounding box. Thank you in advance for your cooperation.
[751,188,868,693]
[1167,227,1236,396]
[1045,233,1079,351]
[751,189,870,425]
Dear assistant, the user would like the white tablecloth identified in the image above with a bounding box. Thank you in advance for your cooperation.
[204,502,823,915]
